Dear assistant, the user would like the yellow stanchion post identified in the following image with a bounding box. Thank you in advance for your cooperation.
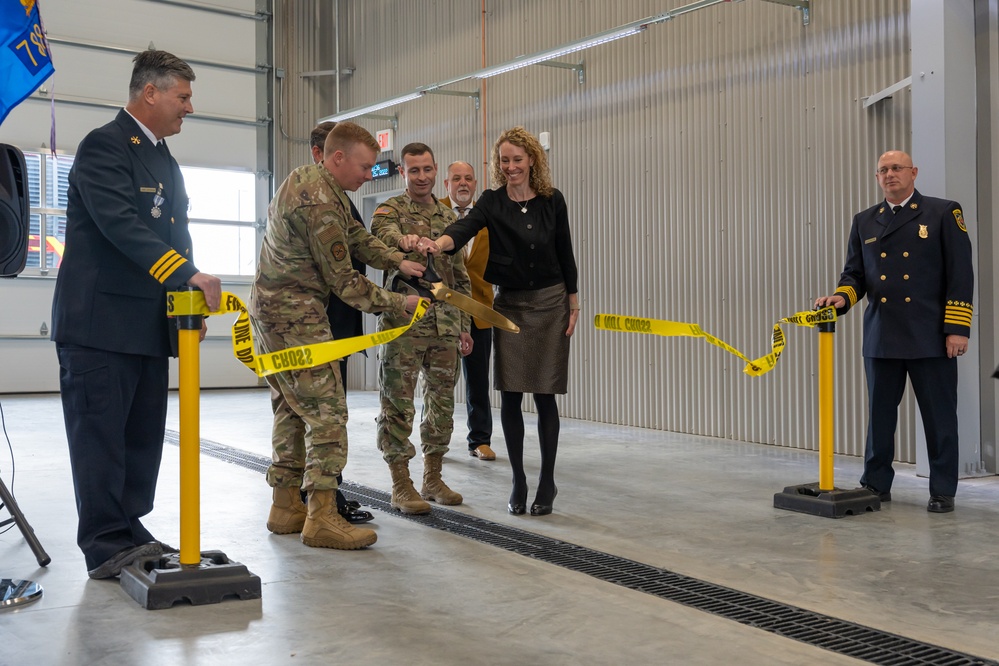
[773,317,882,518]
[177,300,202,566]
[120,286,261,609]
[817,321,835,492]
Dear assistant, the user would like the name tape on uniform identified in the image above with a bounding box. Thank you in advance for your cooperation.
[593,307,837,377]
[167,290,428,377]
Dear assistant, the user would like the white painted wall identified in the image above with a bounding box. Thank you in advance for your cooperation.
[0,0,264,393]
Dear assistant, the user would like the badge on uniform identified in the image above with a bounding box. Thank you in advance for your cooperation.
[131,136,141,145]
[151,183,164,219]
[918,224,928,239]
[878,206,885,214]
[910,203,918,209]
[332,241,347,262]
[953,208,967,232]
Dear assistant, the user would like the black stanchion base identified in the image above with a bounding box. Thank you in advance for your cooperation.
[119,550,261,610]
[773,482,881,518]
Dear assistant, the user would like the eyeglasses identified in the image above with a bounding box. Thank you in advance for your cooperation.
[876,165,914,176]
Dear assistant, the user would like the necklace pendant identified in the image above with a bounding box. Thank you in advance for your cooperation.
[520,206,528,214]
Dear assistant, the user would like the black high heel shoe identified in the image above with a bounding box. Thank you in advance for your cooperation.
[508,484,527,515]
[530,486,558,516]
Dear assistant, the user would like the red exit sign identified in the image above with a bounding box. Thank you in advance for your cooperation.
[376,129,394,152]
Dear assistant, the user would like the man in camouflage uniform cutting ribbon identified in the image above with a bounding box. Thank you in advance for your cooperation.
[249,123,426,549]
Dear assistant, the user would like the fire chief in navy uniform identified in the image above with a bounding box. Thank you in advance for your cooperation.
[816,150,973,514]
[51,50,222,578]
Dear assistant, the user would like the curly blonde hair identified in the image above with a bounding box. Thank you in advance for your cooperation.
[489,127,554,198]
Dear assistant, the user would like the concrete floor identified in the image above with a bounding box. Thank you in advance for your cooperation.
[1,388,998,665]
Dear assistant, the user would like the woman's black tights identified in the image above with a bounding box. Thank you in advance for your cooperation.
[501,391,561,507]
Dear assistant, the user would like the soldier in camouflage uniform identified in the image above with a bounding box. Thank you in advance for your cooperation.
[249,122,426,549]
[372,142,473,514]
[266,121,374,526]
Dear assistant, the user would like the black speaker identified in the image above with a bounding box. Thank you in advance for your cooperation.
[0,143,30,277]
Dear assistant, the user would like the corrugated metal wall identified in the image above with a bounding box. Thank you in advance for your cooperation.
[275,0,919,461]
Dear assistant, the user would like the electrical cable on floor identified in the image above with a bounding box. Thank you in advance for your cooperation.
[0,399,17,535]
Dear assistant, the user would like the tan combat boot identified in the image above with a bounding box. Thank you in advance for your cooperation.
[421,453,463,505]
[266,486,307,534]
[301,489,377,549]
[388,461,432,514]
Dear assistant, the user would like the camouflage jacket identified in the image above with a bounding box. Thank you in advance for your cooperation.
[250,163,407,325]
[371,193,471,336]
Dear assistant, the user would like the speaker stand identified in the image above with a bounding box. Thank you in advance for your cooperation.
[0,476,49,610]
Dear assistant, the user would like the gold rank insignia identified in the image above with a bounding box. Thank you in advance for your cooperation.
[130,136,141,144]
[918,224,928,239]
[953,208,967,232]
[878,206,885,214]
[910,203,918,209]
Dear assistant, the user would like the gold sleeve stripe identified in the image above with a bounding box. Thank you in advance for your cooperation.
[835,286,857,307]
[156,255,188,282]
[151,250,180,276]
[945,315,973,327]
[947,305,974,316]
[150,250,187,283]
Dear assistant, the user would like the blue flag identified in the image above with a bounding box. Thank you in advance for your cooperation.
[0,0,54,126]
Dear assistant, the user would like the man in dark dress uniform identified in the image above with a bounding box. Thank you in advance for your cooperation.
[816,150,973,513]
[51,50,222,578]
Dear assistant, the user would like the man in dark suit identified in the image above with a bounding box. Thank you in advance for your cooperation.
[441,161,497,461]
[816,150,974,513]
[51,50,222,578]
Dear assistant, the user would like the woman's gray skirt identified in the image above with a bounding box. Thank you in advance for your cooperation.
[492,282,570,395]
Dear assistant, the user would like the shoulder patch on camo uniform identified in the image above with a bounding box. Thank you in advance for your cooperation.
[317,225,338,245]
[331,241,347,262]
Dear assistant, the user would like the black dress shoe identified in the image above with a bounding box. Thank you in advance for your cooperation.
[927,495,955,513]
[339,505,375,524]
[862,485,891,502]
[87,542,163,580]
[530,486,558,516]
[509,484,527,515]
[343,499,362,511]
[154,541,180,554]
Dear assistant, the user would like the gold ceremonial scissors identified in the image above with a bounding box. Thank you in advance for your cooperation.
[392,254,520,333]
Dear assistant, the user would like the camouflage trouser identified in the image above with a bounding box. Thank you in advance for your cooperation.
[376,334,459,463]
[251,318,346,492]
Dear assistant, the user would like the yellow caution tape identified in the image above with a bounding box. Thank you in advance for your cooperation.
[167,290,428,377]
[593,307,837,377]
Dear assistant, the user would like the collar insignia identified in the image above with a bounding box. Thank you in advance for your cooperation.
[130,136,141,145]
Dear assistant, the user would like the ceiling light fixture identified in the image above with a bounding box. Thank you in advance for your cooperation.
[321,0,743,123]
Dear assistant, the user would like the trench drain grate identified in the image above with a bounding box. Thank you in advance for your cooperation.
[165,430,998,666]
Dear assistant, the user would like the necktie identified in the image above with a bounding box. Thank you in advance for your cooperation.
[891,205,901,215]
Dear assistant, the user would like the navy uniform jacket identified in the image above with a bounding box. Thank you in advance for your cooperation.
[834,190,974,358]
[51,110,199,357]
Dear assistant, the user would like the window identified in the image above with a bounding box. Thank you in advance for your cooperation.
[180,166,257,277]
[22,151,257,277]
[24,151,72,274]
